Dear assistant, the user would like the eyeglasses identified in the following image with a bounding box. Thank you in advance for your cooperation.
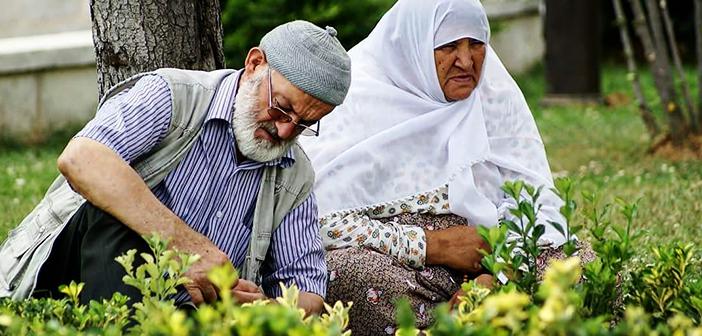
[267,67,320,136]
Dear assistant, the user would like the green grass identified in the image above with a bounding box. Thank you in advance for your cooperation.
[0,133,71,241]
[0,146,63,240]
[516,65,702,256]
[1,65,701,255]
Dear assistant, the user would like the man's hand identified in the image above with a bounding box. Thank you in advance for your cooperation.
[177,239,232,305]
[425,226,491,273]
[228,279,323,315]
[57,138,234,305]
[298,292,324,316]
[231,279,267,303]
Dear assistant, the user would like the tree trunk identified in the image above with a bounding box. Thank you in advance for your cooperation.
[90,0,225,99]
[659,0,698,133]
[612,0,660,138]
[629,0,687,146]
[695,0,702,130]
[644,0,688,145]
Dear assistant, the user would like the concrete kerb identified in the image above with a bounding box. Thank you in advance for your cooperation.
[0,30,97,143]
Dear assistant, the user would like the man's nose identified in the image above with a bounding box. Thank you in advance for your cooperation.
[275,120,297,140]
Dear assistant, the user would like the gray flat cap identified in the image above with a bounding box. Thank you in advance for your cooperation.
[260,20,351,106]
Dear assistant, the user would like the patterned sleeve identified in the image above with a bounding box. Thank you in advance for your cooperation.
[320,212,427,269]
[75,75,172,163]
[262,193,328,299]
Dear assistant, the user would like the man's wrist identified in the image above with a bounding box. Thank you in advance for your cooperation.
[168,225,209,254]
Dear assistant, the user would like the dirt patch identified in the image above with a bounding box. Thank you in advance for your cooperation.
[650,133,702,161]
[604,91,631,108]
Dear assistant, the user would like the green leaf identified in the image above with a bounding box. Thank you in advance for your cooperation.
[504,220,523,235]
[548,220,566,237]
[612,225,627,241]
[532,224,545,240]
[563,242,578,257]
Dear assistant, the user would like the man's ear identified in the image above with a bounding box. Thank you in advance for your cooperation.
[243,47,267,76]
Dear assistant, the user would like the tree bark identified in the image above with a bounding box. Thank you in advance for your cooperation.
[659,0,698,133]
[629,0,687,145]
[90,0,225,99]
[612,0,660,138]
[695,0,702,130]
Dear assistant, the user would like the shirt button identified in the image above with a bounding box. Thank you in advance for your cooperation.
[216,211,224,218]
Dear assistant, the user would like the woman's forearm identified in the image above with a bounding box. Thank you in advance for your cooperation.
[425,225,490,273]
[321,212,427,268]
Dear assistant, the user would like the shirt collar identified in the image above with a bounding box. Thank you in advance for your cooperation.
[232,143,296,169]
[264,146,296,168]
[206,69,243,122]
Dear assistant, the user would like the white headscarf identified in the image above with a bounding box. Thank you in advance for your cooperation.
[301,0,556,229]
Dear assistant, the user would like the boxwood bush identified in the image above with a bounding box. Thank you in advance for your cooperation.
[1,178,701,335]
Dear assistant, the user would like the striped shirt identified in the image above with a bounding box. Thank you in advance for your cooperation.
[76,71,327,303]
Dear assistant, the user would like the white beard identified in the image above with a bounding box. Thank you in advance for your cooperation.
[232,67,296,163]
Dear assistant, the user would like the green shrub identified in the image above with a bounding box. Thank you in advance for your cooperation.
[2,179,702,335]
[220,0,395,67]
[0,235,352,335]
[404,178,702,335]
[629,242,702,324]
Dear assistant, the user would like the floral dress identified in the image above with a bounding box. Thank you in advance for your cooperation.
[321,185,594,336]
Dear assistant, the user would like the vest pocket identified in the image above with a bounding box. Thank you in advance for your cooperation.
[0,208,56,290]
[0,266,8,291]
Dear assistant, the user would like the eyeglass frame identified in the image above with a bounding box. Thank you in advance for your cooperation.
[266,67,320,137]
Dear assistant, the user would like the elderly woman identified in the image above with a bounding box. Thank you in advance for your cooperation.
[301,0,588,334]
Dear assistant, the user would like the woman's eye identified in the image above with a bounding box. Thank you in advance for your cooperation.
[469,38,485,46]
[436,42,457,50]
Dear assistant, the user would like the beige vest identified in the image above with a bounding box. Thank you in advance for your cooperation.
[0,68,315,299]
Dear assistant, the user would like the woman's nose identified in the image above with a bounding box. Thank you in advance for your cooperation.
[455,44,474,69]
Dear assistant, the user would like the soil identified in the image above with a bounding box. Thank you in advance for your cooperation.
[604,92,631,108]
[649,133,702,160]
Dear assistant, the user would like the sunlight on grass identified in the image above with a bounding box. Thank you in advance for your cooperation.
[0,146,63,240]
[516,65,702,257]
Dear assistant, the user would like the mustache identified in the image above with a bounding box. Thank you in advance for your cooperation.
[259,121,282,142]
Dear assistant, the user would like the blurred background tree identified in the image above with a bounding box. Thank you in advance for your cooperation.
[602,1,697,63]
[220,0,395,67]
[607,0,702,151]
[91,0,225,98]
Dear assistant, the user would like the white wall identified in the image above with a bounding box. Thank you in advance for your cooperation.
[0,0,91,39]
[485,0,545,74]
[0,0,544,143]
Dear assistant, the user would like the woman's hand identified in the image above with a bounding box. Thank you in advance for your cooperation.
[448,274,494,310]
[425,226,490,273]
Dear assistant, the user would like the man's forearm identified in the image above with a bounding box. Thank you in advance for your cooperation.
[57,137,208,252]
[59,137,231,305]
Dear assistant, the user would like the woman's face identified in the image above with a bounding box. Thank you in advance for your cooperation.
[434,38,486,101]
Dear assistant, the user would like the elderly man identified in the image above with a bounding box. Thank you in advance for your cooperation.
[0,20,351,315]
